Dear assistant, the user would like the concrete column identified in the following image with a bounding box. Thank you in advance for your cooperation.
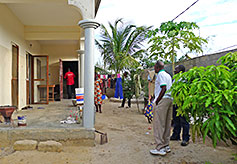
[77,50,85,88]
[77,54,81,87]
[79,19,100,129]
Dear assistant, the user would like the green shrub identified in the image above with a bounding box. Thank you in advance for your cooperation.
[171,52,237,147]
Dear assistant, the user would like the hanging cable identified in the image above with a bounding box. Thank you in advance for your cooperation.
[172,0,200,21]
[215,45,237,52]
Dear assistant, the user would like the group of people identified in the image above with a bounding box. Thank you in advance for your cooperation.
[65,62,190,156]
[150,61,190,156]
[94,71,134,113]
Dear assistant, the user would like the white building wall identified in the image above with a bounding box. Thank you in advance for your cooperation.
[0,4,41,108]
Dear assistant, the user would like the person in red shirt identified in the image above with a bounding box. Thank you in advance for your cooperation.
[64,68,75,99]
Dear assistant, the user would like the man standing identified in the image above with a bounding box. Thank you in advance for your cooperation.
[119,72,134,108]
[150,61,173,156]
[64,68,75,99]
[170,65,190,146]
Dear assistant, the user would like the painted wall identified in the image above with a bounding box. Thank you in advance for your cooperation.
[164,49,237,75]
[0,4,41,108]
[41,43,79,85]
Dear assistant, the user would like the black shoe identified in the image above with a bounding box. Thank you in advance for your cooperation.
[118,106,124,108]
[181,140,189,146]
[170,135,180,141]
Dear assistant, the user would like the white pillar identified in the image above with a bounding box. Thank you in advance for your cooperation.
[79,19,100,129]
[77,54,81,87]
[77,50,85,88]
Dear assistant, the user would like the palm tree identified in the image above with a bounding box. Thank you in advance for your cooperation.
[96,18,150,74]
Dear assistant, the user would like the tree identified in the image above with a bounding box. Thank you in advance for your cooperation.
[96,18,150,74]
[147,21,208,74]
[171,52,237,147]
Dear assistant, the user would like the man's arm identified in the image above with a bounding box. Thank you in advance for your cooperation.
[155,85,166,105]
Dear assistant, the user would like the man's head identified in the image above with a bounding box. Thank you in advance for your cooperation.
[68,68,71,72]
[174,65,185,74]
[154,61,164,73]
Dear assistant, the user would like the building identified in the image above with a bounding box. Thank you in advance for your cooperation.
[164,48,237,75]
[0,0,101,129]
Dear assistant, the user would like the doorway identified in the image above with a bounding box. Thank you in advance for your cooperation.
[62,61,78,99]
[32,56,49,104]
[26,53,33,104]
[12,44,19,107]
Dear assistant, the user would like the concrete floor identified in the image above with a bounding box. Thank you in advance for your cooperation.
[0,100,94,147]
[10,99,82,128]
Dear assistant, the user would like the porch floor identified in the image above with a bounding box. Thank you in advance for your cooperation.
[11,99,81,129]
[0,100,94,147]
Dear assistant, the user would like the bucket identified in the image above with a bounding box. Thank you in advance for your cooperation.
[75,88,84,105]
[18,116,27,126]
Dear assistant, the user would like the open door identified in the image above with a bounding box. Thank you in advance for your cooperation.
[12,44,19,107]
[59,59,63,100]
[32,56,49,104]
[26,53,33,105]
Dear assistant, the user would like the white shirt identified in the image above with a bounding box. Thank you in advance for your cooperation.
[154,69,172,102]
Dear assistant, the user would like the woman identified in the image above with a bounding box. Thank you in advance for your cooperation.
[94,73,103,113]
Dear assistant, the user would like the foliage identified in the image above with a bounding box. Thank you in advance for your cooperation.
[147,21,208,73]
[95,66,110,75]
[96,18,150,74]
[138,52,156,69]
[171,52,237,147]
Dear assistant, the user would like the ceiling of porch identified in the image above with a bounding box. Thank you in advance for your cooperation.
[6,3,82,26]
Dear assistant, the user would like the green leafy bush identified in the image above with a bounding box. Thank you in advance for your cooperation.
[171,52,237,147]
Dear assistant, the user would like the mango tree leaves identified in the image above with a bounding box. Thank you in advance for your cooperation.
[171,52,237,148]
[147,21,207,73]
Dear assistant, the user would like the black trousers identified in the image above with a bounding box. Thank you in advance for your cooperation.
[67,85,73,99]
[121,97,131,107]
[171,105,190,141]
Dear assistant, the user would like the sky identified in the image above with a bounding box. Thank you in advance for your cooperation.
[94,0,237,64]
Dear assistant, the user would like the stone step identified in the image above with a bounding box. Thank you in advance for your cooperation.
[38,141,62,152]
[13,140,63,152]
[13,140,37,151]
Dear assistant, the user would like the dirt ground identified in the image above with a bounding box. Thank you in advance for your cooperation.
[0,100,236,164]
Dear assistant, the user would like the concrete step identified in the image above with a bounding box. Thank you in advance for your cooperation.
[0,127,94,147]
[13,140,37,151]
[38,141,62,152]
[13,140,63,152]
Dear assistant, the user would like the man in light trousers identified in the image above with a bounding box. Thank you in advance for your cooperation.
[150,61,173,156]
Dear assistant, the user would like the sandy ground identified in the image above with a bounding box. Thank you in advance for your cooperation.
[0,100,236,164]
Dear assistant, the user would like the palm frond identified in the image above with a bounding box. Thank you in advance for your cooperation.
[96,18,148,73]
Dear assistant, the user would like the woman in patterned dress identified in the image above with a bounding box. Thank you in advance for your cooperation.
[94,72,103,113]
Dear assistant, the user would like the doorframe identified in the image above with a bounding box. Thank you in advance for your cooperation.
[11,44,19,108]
[59,59,63,100]
[31,55,49,104]
[62,60,79,99]
[26,52,33,105]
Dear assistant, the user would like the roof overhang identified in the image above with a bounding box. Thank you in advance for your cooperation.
[95,0,101,17]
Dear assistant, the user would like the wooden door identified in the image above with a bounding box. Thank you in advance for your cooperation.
[32,56,49,104]
[26,53,33,104]
[59,59,63,100]
[12,45,19,107]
